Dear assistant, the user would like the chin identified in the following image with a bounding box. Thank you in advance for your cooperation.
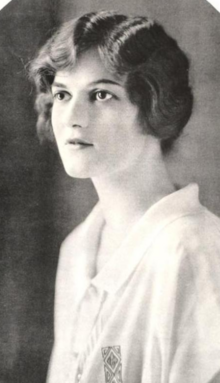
[62,163,98,179]
[64,167,91,179]
[61,157,114,179]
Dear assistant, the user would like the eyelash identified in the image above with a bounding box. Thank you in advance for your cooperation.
[90,90,114,102]
[52,90,116,103]
[53,91,70,101]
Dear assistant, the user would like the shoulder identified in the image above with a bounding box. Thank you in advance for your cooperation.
[148,202,220,272]
[166,206,220,254]
[59,219,86,260]
[154,206,220,292]
[56,202,102,277]
[157,203,220,250]
[53,220,86,297]
[60,202,102,252]
[144,184,220,269]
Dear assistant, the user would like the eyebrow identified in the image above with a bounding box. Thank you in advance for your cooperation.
[52,79,123,89]
[90,79,123,87]
[52,82,68,89]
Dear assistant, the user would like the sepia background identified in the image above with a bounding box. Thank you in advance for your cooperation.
[0,0,220,382]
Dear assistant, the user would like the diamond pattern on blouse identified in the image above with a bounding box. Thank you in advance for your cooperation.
[102,346,123,383]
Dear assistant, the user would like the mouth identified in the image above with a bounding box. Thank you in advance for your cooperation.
[65,138,93,148]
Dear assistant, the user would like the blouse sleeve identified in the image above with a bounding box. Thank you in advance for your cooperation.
[169,222,220,383]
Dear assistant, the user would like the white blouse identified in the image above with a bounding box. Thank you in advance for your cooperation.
[47,184,220,383]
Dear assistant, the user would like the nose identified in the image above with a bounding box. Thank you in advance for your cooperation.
[64,97,89,128]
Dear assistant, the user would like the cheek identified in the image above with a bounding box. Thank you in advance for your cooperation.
[51,106,57,129]
[51,110,62,147]
[51,106,61,134]
[94,107,124,133]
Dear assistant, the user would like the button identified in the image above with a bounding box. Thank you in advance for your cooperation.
[77,373,82,381]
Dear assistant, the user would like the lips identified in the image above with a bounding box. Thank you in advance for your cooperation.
[65,138,93,147]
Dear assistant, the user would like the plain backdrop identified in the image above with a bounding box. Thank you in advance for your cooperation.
[0,0,220,382]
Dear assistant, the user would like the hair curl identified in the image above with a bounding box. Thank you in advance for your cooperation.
[29,10,193,151]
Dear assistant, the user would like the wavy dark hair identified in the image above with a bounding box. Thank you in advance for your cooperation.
[29,10,193,151]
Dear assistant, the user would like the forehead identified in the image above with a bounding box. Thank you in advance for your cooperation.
[53,48,125,88]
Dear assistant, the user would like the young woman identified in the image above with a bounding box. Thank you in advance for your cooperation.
[30,10,220,383]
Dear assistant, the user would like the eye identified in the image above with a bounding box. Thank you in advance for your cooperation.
[53,91,71,102]
[93,90,113,102]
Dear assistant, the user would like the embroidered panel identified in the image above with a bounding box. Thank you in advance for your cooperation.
[101,346,123,383]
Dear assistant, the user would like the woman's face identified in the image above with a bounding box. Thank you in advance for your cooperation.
[51,48,150,179]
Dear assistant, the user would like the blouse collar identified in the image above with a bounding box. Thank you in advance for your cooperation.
[77,183,202,294]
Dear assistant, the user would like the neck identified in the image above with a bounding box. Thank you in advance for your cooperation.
[92,139,175,237]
